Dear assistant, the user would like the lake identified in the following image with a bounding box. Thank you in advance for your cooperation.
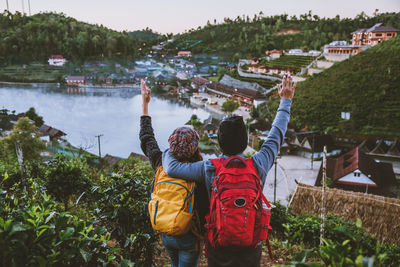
[0,84,210,158]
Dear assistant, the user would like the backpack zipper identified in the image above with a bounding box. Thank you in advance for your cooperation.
[154,200,159,225]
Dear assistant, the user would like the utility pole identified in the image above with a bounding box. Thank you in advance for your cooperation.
[311,134,315,169]
[320,146,327,245]
[21,0,25,14]
[95,134,103,158]
[273,154,281,202]
[6,0,9,11]
[28,0,31,16]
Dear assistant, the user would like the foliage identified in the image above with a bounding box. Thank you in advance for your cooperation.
[129,28,162,41]
[168,12,400,57]
[257,55,316,73]
[269,205,400,266]
[0,178,124,266]
[0,11,140,63]
[2,117,45,162]
[45,154,92,210]
[95,158,156,266]
[221,99,240,114]
[289,36,400,137]
[25,107,44,127]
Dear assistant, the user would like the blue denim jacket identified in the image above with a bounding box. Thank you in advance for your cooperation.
[162,99,292,197]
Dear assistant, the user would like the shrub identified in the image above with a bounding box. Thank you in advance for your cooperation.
[45,154,92,210]
[0,178,122,266]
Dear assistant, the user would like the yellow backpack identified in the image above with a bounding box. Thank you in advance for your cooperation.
[148,166,196,236]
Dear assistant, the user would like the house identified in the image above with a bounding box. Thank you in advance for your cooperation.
[206,81,267,108]
[65,76,85,86]
[352,23,399,46]
[48,55,67,66]
[315,147,396,194]
[257,65,267,74]
[288,49,303,54]
[250,57,259,64]
[265,49,283,59]
[106,76,113,85]
[191,76,209,91]
[103,154,122,167]
[37,124,66,140]
[203,116,221,135]
[267,67,293,76]
[129,152,149,162]
[177,51,192,57]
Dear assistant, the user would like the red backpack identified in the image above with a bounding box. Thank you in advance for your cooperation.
[206,156,273,258]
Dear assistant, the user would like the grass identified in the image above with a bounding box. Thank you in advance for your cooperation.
[0,63,65,83]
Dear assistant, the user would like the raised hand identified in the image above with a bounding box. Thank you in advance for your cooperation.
[277,75,296,100]
[141,80,151,115]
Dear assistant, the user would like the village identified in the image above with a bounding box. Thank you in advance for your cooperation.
[9,22,397,204]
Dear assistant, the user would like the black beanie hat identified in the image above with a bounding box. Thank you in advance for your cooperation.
[218,115,248,156]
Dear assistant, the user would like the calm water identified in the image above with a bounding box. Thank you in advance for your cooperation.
[0,85,209,158]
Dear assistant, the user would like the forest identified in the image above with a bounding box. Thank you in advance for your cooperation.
[168,11,400,58]
[0,11,161,64]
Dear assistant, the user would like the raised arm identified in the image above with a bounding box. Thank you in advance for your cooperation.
[139,80,162,171]
[252,75,296,181]
[162,150,206,183]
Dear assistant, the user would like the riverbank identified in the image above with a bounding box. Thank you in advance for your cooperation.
[0,80,59,86]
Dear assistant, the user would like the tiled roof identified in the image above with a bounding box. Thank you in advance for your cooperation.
[366,23,400,33]
[315,147,396,187]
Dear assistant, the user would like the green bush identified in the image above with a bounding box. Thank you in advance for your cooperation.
[0,179,123,266]
[95,159,156,266]
[45,154,92,210]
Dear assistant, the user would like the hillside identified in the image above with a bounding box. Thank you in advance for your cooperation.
[0,12,141,63]
[129,29,162,41]
[290,36,400,137]
[168,12,400,58]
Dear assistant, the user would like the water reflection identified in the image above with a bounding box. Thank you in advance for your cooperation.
[0,85,209,158]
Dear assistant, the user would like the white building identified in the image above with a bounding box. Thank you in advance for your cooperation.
[48,55,67,66]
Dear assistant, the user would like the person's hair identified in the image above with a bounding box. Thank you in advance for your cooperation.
[218,115,248,156]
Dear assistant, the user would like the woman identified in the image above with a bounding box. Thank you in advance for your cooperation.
[139,80,208,267]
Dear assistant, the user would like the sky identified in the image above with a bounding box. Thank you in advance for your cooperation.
[2,0,400,34]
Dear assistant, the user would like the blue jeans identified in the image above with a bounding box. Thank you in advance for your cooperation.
[161,231,200,267]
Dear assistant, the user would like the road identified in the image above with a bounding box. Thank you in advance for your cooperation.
[263,155,321,206]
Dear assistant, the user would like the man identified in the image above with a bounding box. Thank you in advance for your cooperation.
[162,75,296,267]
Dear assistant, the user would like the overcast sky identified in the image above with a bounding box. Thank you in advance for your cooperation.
[2,0,399,34]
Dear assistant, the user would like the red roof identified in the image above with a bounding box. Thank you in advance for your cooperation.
[315,147,396,188]
[49,55,64,59]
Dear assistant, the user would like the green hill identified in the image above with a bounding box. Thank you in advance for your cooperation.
[290,37,400,137]
[129,29,162,41]
[0,11,141,63]
[168,12,400,58]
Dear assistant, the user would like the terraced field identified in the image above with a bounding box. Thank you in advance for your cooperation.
[261,55,316,72]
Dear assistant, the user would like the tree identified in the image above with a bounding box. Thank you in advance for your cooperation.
[221,99,240,114]
[190,114,203,131]
[4,117,45,162]
[25,107,44,126]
